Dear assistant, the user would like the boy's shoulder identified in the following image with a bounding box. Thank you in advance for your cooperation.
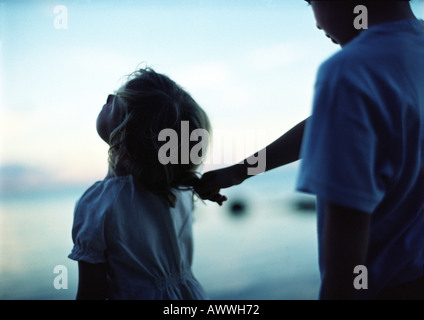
[316,46,365,89]
[317,36,395,90]
[318,19,424,87]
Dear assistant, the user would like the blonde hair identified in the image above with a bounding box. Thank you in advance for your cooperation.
[108,68,211,207]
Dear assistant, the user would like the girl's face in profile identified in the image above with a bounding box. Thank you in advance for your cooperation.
[96,94,124,144]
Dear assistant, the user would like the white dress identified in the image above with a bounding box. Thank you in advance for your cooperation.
[69,175,207,300]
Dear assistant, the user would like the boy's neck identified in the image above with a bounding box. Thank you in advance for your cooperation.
[367,3,417,28]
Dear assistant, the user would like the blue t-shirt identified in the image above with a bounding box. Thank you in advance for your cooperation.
[68,175,207,300]
[297,19,424,299]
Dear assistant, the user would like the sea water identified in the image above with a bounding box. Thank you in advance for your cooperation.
[0,164,320,300]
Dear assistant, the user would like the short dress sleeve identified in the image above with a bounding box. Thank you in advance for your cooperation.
[68,181,116,264]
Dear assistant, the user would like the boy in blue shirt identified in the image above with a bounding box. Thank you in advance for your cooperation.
[195,1,424,299]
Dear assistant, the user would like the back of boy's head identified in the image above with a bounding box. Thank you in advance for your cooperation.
[355,0,411,7]
[108,68,211,207]
[312,0,411,8]
[344,0,411,8]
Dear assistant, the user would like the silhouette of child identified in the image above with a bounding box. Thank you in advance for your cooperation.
[196,1,424,300]
[69,67,210,300]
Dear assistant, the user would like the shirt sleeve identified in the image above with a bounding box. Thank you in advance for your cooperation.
[68,183,111,264]
[297,77,387,214]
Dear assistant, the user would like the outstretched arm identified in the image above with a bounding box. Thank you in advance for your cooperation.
[256,117,307,171]
[195,117,308,204]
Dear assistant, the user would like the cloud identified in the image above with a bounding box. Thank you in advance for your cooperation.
[63,46,133,74]
[176,62,233,89]
[0,164,52,196]
[0,163,94,197]
[171,61,256,114]
[245,43,308,71]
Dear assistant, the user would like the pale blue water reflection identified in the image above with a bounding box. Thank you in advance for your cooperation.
[0,165,319,300]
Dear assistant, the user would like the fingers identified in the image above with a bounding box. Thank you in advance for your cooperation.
[208,193,228,206]
[193,171,228,205]
[195,187,227,206]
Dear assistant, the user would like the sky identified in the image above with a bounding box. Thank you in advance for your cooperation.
[0,0,423,195]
